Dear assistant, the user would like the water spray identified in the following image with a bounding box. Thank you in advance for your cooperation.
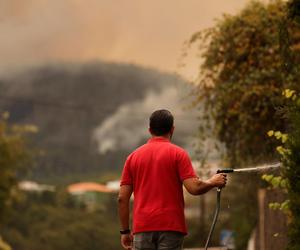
[217,162,281,174]
[204,162,281,250]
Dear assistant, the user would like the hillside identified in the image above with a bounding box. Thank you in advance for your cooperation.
[0,62,196,183]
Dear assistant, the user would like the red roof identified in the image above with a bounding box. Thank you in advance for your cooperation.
[67,182,114,193]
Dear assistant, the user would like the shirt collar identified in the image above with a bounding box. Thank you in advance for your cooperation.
[147,137,170,143]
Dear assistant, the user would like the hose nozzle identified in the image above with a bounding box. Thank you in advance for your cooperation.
[217,169,234,174]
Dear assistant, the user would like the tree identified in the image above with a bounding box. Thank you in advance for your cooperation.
[1,190,120,250]
[281,2,300,249]
[263,1,300,249]
[265,89,300,250]
[283,94,300,250]
[0,112,36,218]
[185,0,300,248]
[188,0,300,166]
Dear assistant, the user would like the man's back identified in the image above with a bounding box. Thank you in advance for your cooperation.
[118,109,226,250]
[121,137,196,234]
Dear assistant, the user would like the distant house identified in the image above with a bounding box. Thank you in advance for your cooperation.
[67,182,116,211]
[18,181,55,192]
[68,182,115,194]
[106,180,120,192]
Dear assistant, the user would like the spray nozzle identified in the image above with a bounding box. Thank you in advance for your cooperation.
[216,169,234,174]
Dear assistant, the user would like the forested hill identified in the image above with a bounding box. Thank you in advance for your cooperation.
[0,62,192,183]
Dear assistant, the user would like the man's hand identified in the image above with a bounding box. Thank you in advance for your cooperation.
[121,233,133,250]
[208,173,227,188]
[183,173,227,195]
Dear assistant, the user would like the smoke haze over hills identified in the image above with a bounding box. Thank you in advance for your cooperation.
[0,1,252,182]
[93,85,198,154]
[0,62,198,183]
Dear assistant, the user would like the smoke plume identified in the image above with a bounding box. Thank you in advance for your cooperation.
[93,85,198,154]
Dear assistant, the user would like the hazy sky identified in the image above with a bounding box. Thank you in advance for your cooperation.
[1,0,252,76]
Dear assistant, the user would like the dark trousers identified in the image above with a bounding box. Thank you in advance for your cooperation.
[133,231,184,250]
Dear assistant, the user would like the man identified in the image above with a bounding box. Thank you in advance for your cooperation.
[118,109,227,250]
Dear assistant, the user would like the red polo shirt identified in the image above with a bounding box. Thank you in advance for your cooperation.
[120,137,197,234]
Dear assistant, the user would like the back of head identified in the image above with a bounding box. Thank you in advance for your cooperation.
[149,109,174,136]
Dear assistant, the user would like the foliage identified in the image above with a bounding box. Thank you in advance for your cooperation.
[185,1,300,249]
[0,63,184,183]
[1,190,120,250]
[0,112,36,219]
[266,89,300,249]
[265,1,300,248]
[288,0,300,24]
[281,91,300,250]
[283,99,300,250]
[188,0,300,166]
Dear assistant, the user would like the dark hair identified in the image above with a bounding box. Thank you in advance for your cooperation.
[149,109,174,136]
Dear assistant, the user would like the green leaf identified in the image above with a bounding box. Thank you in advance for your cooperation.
[269,202,281,210]
[283,89,296,98]
[274,131,282,139]
[281,134,288,143]
[280,200,290,211]
[262,174,274,183]
[280,178,288,189]
[271,176,282,188]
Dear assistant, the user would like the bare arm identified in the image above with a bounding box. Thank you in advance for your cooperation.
[183,174,227,195]
[118,185,133,229]
[118,185,133,250]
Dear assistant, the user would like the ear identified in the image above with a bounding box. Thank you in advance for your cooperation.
[170,126,175,134]
[148,127,153,135]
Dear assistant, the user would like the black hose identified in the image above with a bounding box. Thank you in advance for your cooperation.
[204,188,222,250]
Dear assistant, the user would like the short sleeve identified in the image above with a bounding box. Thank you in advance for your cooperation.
[120,155,133,186]
[177,150,197,182]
